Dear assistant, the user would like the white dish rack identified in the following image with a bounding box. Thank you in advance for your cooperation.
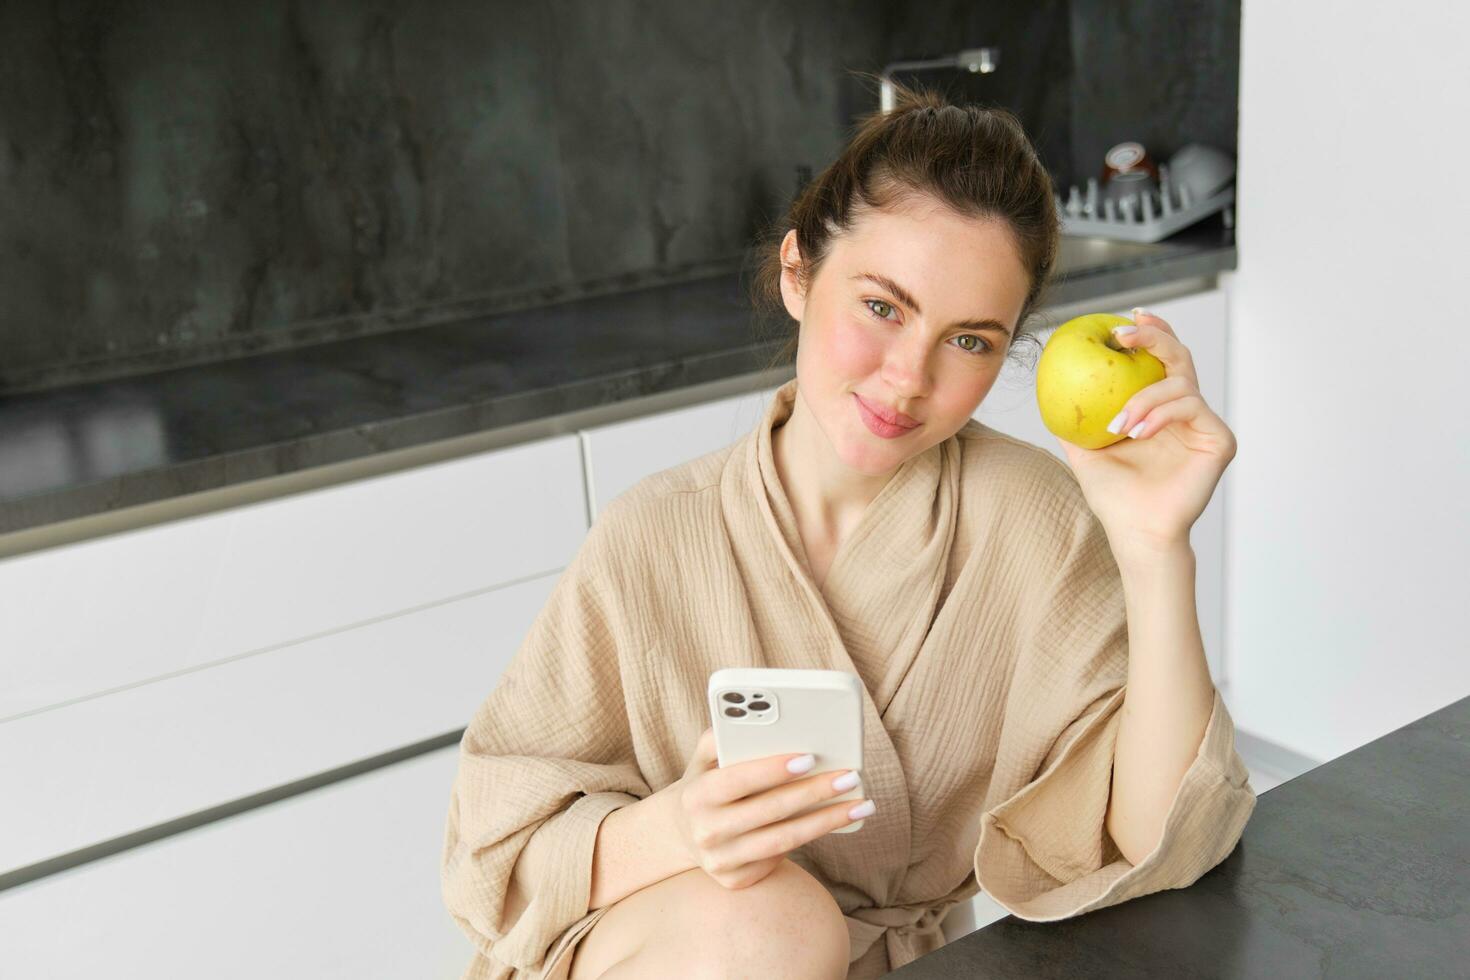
[1056,164,1235,243]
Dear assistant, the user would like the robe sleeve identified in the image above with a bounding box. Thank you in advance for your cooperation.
[441,502,653,977]
[973,501,1257,921]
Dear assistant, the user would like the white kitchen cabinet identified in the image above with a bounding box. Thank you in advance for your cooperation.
[0,431,588,877]
[0,572,553,876]
[580,383,780,519]
[975,287,1230,681]
[0,746,472,979]
[0,433,586,720]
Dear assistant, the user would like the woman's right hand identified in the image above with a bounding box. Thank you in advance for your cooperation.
[665,727,874,890]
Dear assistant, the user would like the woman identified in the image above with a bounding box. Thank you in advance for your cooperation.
[441,80,1256,980]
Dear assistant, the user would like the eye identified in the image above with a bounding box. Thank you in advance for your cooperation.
[863,298,993,356]
[954,334,993,355]
[864,298,897,321]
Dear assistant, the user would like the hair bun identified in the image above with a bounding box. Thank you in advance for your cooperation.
[747,73,1059,370]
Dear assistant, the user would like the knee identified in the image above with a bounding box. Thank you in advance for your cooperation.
[690,858,850,977]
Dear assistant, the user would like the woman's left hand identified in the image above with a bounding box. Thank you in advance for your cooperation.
[1056,309,1238,562]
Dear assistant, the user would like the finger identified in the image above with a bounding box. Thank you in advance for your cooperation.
[1129,307,1178,338]
[706,797,873,872]
[691,727,718,769]
[1117,391,1224,441]
[703,747,828,806]
[1112,315,1199,390]
[714,767,861,842]
[1107,376,1196,437]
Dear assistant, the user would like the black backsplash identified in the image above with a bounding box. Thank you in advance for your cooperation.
[0,0,1237,393]
[888,0,1240,188]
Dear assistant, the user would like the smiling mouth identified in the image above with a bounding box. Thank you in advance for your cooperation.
[855,393,918,428]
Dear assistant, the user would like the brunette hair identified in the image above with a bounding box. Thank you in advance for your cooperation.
[748,74,1060,374]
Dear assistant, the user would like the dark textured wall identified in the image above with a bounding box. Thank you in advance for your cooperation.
[881,0,1076,188]
[889,0,1241,190]
[0,0,1238,393]
[1067,0,1241,183]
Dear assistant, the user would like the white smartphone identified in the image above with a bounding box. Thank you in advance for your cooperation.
[707,667,867,833]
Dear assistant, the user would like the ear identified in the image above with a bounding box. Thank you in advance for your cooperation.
[778,229,807,323]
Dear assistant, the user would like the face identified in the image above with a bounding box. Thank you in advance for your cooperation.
[778,194,1031,477]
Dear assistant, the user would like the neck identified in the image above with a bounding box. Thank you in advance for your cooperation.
[772,386,900,537]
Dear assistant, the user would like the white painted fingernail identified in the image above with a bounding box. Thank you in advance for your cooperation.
[1112,324,1137,336]
[1127,421,1147,439]
[1132,307,1153,318]
[848,800,876,820]
[832,770,860,791]
[788,754,815,773]
[1107,409,1129,434]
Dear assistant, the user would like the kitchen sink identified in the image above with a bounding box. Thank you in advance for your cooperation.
[1054,234,1175,275]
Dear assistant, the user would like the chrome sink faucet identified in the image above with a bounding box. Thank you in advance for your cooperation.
[879,48,999,112]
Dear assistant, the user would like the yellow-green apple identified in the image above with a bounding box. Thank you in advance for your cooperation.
[1036,312,1166,449]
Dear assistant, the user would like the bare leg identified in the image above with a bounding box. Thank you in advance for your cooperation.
[568,857,849,980]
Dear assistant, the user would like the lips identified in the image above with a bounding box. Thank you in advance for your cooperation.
[854,393,918,428]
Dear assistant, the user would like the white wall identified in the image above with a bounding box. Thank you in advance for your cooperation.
[1225,0,1470,762]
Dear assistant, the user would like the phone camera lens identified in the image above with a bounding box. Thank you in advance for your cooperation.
[723,706,746,717]
[721,692,745,704]
[748,700,770,711]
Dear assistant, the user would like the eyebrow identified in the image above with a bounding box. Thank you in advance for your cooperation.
[850,272,1014,338]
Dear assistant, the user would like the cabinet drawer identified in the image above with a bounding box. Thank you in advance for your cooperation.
[0,433,585,719]
[1,572,554,874]
[0,747,471,978]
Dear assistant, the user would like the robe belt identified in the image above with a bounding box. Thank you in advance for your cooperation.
[843,900,957,967]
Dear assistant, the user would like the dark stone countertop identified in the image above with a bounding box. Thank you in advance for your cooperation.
[0,223,1234,537]
[893,693,1470,979]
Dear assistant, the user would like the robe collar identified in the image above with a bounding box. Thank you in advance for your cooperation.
[749,377,961,715]
[720,375,962,929]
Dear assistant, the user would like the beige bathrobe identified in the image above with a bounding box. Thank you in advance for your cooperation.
[441,377,1257,979]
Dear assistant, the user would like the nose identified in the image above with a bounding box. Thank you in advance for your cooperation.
[880,329,933,399]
